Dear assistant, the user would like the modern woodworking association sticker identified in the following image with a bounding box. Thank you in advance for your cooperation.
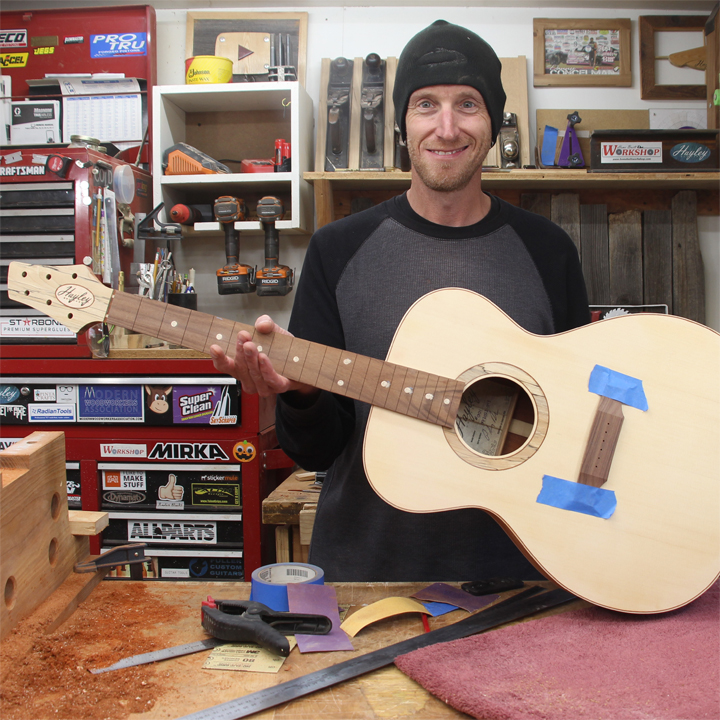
[233,440,256,463]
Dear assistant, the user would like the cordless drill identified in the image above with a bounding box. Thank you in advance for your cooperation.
[255,196,294,296]
[214,196,256,295]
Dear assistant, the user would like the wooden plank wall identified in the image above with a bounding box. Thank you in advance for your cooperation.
[520,191,705,323]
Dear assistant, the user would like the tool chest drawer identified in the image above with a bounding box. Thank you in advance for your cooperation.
[100,463,242,513]
[102,546,244,581]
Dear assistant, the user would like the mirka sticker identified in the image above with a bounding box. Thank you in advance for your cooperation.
[233,440,256,463]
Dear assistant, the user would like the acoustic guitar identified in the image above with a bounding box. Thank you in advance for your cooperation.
[8,261,720,614]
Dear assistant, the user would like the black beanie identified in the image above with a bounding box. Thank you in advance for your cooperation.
[393,20,506,144]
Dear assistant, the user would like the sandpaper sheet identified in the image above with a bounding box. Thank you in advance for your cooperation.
[287,583,353,653]
[395,581,719,720]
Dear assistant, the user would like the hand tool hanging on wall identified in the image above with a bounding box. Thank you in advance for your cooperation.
[325,57,353,171]
[557,111,585,168]
[169,203,214,225]
[255,196,294,296]
[268,33,297,82]
[214,195,256,295]
[359,53,386,169]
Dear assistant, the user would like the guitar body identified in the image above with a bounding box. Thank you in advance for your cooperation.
[364,288,720,613]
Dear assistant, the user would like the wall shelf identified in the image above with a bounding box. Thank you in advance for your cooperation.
[153,82,314,234]
[304,169,720,226]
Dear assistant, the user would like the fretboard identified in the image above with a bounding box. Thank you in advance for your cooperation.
[107,292,463,428]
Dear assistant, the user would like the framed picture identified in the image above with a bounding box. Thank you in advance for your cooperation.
[639,15,707,100]
[186,12,308,85]
[533,18,632,87]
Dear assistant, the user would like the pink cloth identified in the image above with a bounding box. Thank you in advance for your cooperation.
[395,582,719,720]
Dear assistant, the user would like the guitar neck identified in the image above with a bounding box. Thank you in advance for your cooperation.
[108,291,463,429]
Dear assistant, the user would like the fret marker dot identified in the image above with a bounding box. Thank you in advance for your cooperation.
[171,321,178,328]
[381,381,390,388]
[343,358,352,365]
[216,334,223,340]
[443,399,450,405]
[404,387,413,394]
[257,346,263,352]
[337,380,344,386]
[425,393,434,400]
[293,356,300,362]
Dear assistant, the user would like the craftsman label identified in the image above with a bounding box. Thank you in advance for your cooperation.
[0,29,28,48]
[91,32,147,58]
[670,142,712,164]
[127,520,217,544]
[600,142,663,163]
[100,443,147,458]
[0,53,28,68]
[148,443,230,461]
[0,165,46,176]
[78,385,144,423]
[55,284,95,309]
[28,404,75,422]
[103,470,147,491]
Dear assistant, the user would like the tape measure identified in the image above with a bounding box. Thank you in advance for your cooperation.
[175,586,576,720]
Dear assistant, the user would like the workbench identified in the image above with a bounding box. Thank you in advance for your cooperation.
[0,575,579,720]
[262,471,321,564]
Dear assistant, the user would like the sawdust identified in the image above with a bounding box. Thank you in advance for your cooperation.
[0,582,175,720]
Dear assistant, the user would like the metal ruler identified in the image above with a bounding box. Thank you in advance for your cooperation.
[175,586,576,720]
[90,638,226,674]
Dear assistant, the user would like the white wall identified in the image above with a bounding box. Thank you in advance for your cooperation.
[150,5,719,330]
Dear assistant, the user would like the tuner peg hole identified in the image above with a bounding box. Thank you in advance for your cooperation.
[46,300,52,305]
[67,313,74,319]
[24,290,29,296]
[71,273,78,279]
[45,274,52,280]
[21,271,27,278]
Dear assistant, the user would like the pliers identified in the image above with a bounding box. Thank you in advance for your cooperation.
[201,598,332,657]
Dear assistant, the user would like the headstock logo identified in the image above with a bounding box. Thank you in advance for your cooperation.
[55,284,95,309]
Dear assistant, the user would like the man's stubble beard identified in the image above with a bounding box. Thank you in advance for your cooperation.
[407,138,492,193]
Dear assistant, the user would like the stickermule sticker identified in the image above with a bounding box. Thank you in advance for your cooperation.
[55,284,95,309]
[233,440,256,463]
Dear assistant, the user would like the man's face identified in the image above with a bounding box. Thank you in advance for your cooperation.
[405,85,493,193]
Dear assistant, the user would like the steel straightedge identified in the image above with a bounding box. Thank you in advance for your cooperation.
[176,586,577,720]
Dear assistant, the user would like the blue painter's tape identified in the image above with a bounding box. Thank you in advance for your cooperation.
[541,126,558,166]
[588,365,648,411]
[537,475,617,519]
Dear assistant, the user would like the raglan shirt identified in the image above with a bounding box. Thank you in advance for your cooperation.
[275,192,590,581]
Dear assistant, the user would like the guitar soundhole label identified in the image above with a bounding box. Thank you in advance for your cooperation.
[444,363,549,471]
[456,377,532,457]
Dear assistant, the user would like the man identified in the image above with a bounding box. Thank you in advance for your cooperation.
[211,20,590,581]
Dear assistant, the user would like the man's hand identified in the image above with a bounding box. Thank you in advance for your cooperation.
[209,315,317,399]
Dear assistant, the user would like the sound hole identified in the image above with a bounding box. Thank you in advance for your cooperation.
[455,377,535,457]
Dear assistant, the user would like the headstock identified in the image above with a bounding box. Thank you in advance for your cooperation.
[7,262,113,334]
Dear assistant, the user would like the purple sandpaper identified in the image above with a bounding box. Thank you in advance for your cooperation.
[411,583,499,612]
[287,583,354,653]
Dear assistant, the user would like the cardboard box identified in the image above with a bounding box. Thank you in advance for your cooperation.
[10,100,60,144]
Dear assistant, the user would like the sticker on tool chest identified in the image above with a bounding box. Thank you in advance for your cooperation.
[102,547,244,581]
[105,512,243,548]
[100,464,241,512]
[145,383,238,426]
